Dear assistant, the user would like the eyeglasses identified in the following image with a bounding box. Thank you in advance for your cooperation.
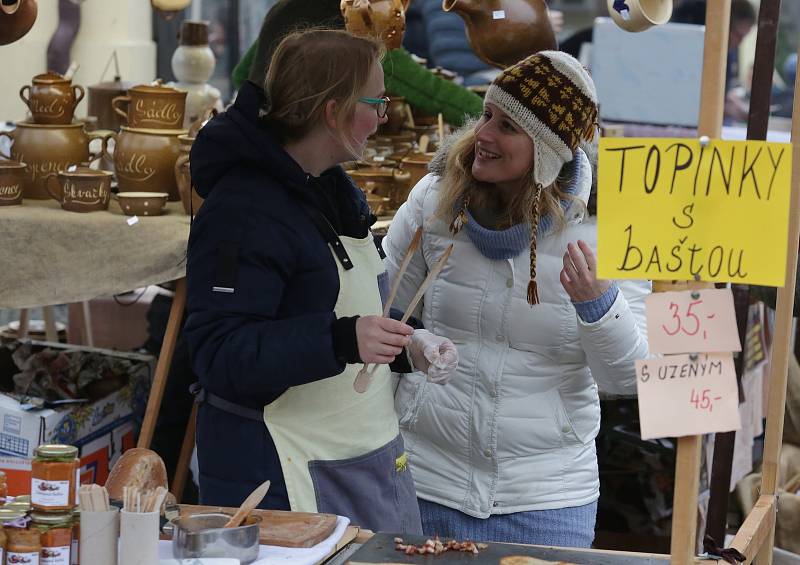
[358,96,391,118]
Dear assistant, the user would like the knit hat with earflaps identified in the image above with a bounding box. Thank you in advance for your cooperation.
[483,50,599,305]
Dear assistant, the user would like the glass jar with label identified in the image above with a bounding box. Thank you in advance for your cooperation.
[7,524,42,565]
[0,470,7,502]
[32,512,72,565]
[0,507,24,565]
[70,508,79,565]
[31,445,79,512]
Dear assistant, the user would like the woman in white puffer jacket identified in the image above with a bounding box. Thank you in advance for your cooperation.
[382,51,650,547]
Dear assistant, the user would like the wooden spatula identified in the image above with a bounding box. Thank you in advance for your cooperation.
[224,480,271,528]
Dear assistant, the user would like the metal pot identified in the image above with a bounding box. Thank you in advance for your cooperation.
[169,512,261,564]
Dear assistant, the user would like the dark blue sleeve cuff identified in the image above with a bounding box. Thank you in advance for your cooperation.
[573,283,619,323]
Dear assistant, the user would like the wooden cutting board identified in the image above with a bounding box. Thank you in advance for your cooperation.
[178,504,338,548]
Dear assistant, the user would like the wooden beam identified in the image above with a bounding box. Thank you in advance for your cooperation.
[729,495,777,564]
[669,2,730,563]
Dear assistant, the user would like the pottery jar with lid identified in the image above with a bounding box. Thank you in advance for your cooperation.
[20,72,85,125]
[112,84,187,130]
[31,444,79,513]
[0,122,110,199]
[32,511,72,565]
[170,21,222,127]
[105,126,187,200]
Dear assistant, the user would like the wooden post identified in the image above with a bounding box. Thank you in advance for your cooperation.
[138,278,187,448]
[668,2,730,564]
[752,38,800,565]
[706,0,783,546]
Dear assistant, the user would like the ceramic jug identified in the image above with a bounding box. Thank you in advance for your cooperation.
[0,122,109,199]
[105,127,186,200]
[442,0,557,68]
[0,0,37,45]
[169,21,223,128]
[340,0,409,50]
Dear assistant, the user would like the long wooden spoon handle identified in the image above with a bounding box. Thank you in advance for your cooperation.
[223,480,271,528]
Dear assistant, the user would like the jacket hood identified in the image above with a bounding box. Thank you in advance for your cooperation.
[189,80,356,200]
[427,119,592,212]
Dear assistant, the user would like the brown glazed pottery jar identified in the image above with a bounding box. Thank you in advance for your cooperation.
[0,122,109,199]
[174,134,204,214]
[20,72,85,125]
[442,0,557,68]
[112,84,187,130]
[105,126,186,200]
[45,166,113,212]
[340,0,409,50]
[0,160,26,205]
[400,152,435,194]
[0,0,37,46]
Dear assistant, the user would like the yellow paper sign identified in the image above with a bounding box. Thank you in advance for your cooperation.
[597,138,792,286]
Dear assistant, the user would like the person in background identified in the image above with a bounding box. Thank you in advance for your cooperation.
[185,29,458,531]
[230,0,484,127]
[671,0,757,122]
[382,50,650,546]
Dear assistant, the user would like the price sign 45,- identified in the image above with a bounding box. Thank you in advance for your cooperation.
[645,288,741,354]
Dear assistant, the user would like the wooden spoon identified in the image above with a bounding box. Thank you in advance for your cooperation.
[223,480,271,528]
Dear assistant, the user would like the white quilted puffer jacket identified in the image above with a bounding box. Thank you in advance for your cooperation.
[383,150,650,518]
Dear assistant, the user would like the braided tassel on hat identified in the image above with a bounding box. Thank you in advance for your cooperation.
[527,183,544,306]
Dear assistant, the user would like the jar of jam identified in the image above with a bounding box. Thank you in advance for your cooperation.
[0,507,24,564]
[6,525,41,565]
[31,445,79,512]
[32,512,72,565]
[0,470,7,502]
[70,508,79,565]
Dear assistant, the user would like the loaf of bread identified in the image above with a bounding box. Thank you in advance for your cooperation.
[105,448,169,501]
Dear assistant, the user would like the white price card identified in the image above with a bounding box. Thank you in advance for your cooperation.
[645,289,741,354]
[635,353,741,440]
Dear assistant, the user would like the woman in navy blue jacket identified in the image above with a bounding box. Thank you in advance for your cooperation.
[185,29,457,533]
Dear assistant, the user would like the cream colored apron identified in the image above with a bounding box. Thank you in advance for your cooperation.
[264,234,421,533]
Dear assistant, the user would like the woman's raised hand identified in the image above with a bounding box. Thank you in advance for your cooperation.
[356,316,413,364]
[559,240,611,302]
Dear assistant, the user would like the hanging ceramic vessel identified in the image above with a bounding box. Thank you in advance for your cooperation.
[341,0,409,50]
[0,0,37,45]
[606,0,672,33]
[151,0,192,19]
[442,0,557,69]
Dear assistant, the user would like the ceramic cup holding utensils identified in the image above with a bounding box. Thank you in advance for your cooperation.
[20,72,85,125]
[0,160,26,206]
[80,508,119,565]
[112,84,187,130]
[119,509,159,565]
[44,166,113,212]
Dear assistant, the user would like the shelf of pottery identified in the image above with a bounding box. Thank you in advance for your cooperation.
[0,20,219,217]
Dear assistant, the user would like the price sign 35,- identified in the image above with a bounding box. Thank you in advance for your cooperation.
[635,353,741,439]
[644,288,741,354]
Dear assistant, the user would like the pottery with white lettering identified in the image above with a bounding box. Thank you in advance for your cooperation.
[112,84,187,130]
[0,159,25,205]
[0,122,110,199]
[20,72,85,125]
[45,167,113,212]
[104,126,186,200]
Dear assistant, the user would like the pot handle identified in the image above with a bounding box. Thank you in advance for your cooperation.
[73,84,85,106]
[0,0,21,15]
[0,132,13,160]
[44,173,64,204]
[111,96,130,122]
[91,131,115,164]
[19,85,31,107]
[174,153,190,183]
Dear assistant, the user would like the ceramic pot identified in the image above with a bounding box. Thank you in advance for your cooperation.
[348,166,411,210]
[400,152,435,193]
[442,0,557,68]
[607,0,672,33]
[112,84,187,130]
[0,160,26,205]
[340,0,409,50]
[0,0,37,45]
[20,72,85,125]
[105,126,186,200]
[116,192,169,216]
[44,166,113,212]
[174,134,204,215]
[0,122,109,199]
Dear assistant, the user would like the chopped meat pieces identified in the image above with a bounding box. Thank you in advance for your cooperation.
[393,536,489,556]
